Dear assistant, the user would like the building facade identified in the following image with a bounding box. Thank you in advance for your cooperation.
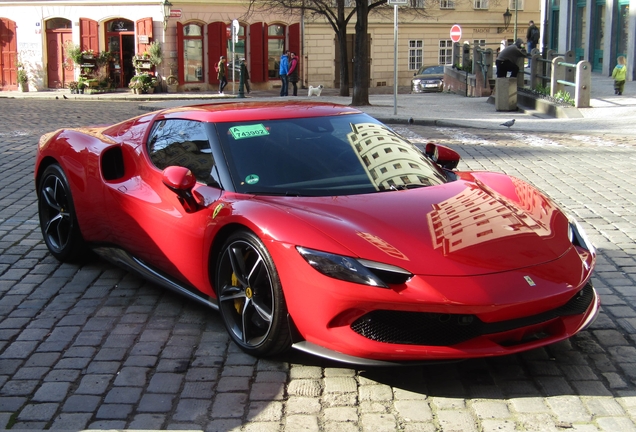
[0,0,539,92]
[543,0,634,79]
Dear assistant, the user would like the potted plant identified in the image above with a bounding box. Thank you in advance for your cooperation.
[68,81,79,94]
[65,42,83,68]
[77,78,88,94]
[96,51,112,68]
[148,41,163,67]
[128,76,143,94]
[81,49,95,59]
[17,66,28,92]
[166,75,179,93]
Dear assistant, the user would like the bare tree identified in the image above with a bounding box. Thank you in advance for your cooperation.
[248,0,443,105]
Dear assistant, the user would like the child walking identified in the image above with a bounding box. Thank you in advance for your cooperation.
[612,56,626,96]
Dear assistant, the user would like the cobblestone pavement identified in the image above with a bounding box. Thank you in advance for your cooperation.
[1,99,636,431]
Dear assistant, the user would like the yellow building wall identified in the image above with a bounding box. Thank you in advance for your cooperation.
[304,1,541,88]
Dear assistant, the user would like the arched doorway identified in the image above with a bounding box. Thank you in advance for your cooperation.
[105,18,135,88]
[0,18,18,90]
[46,18,73,89]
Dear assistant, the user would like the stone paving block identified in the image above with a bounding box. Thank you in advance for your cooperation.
[211,392,247,418]
[324,421,363,432]
[128,413,166,430]
[546,395,593,423]
[324,376,357,394]
[13,366,49,380]
[216,376,250,392]
[323,406,358,422]
[242,422,281,432]
[360,413,397,432]
[147,372,184,393]
[113,366,150,387]
[359,383,393,401]
[0,396,27,412]
[172,398,212,422]
[32,381,70,402]
[206,418,243,432]
[250,382,286,400]
[394,400,433,422]
[48,413,92,430]
[290,365,322,379]
[104,386,143,404]
[286,396,321,414]
[96,403,134,419]
[137,393,175,413]
[61,394,101,412]
[287,379,321,398]
[17,402,59,421]
[286,414,320,432]
[75,374,113,395]
[246,400,283,422]
[180,381,215,399]
[436,409,478,432]
[471,400,512,419]
[596,416,636,431]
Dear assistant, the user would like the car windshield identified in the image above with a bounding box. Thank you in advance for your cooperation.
[418,66,444,75]
[214,113,449,196]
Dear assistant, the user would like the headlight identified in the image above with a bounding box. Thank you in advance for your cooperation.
[412,79,421,85]
[297,247,412,288]
[567,215,596,256]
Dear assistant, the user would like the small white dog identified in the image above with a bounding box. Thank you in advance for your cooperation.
[307,85,324,97]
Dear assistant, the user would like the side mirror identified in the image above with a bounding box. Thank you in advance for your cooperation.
[425,142,460,170]
[162,166,199,212]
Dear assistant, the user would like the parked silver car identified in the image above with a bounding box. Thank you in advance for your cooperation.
[411,65,445,93]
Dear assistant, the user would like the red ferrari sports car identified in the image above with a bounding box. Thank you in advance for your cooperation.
[35,101,599,366]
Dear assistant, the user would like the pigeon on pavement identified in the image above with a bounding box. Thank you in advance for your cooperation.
[500,119,515,128]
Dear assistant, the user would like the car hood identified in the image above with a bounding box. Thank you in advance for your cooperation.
[256,172,572,276]
[413,73,444,80]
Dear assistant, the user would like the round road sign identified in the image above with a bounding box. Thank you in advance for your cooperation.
[450,24,462,43]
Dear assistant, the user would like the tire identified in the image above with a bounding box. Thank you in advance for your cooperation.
[215,230,291,356]
[38,164,87,262]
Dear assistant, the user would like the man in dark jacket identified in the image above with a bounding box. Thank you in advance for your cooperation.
[526,20,540,68]
[496,39,526,78]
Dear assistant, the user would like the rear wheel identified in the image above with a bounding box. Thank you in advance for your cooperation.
[38,164,87,262]
[215,230,291,356]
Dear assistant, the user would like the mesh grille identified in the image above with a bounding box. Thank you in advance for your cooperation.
[351,282,594,346]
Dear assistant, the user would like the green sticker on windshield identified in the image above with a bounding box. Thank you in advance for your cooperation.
[229,124,269,140]
[245,174,260,185]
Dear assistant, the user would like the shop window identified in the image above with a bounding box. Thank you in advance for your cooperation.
[267,24,286,79]
[46,18,71,30]
[183,23,204,83]
[107,19,135,32]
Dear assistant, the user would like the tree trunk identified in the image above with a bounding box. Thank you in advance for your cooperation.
[337,26,349,96]
[351,0,370,106]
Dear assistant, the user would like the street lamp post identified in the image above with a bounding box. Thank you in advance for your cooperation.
[503,8,512,31]
[162,0,173,31]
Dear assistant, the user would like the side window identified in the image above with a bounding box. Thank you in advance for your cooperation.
[147,119,214,183]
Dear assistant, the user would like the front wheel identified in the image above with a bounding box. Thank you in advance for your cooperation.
[215,230,291,357]
[37,164,87,262]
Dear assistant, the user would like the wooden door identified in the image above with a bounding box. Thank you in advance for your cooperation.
[47,30,73,88]
[334,34,370,89]
[0,18,18,90]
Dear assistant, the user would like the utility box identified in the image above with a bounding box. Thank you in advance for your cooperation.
[495,77,517,111]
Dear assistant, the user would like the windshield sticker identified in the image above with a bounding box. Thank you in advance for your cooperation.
[245,174,260,185]
[229,124,269,140]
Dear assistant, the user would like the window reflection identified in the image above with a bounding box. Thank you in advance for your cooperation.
[183,23,203,82]
[268,24,285,79]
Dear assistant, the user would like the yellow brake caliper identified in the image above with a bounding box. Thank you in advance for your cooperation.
[232,273,245,315]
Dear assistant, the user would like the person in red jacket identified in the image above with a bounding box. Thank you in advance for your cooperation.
[288,52,299,96]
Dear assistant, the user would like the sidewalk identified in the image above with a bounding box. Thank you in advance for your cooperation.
[3,73,635,135]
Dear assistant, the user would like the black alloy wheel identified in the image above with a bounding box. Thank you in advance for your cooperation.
[216,230,291,356]
[38,164,87,262]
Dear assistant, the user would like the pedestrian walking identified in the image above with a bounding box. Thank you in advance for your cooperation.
[279,50,289,96]
[612,56,627,96]
[495,38,526,78]
[217,56,228,94]
[240,58,251,94]
[288,52,299,96]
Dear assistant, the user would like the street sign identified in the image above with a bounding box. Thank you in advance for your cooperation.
[387,0,409,5]
[169,9,182,18]
[450,24,462,43]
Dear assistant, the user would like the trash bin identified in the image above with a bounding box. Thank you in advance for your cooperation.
[495,77,517,111]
